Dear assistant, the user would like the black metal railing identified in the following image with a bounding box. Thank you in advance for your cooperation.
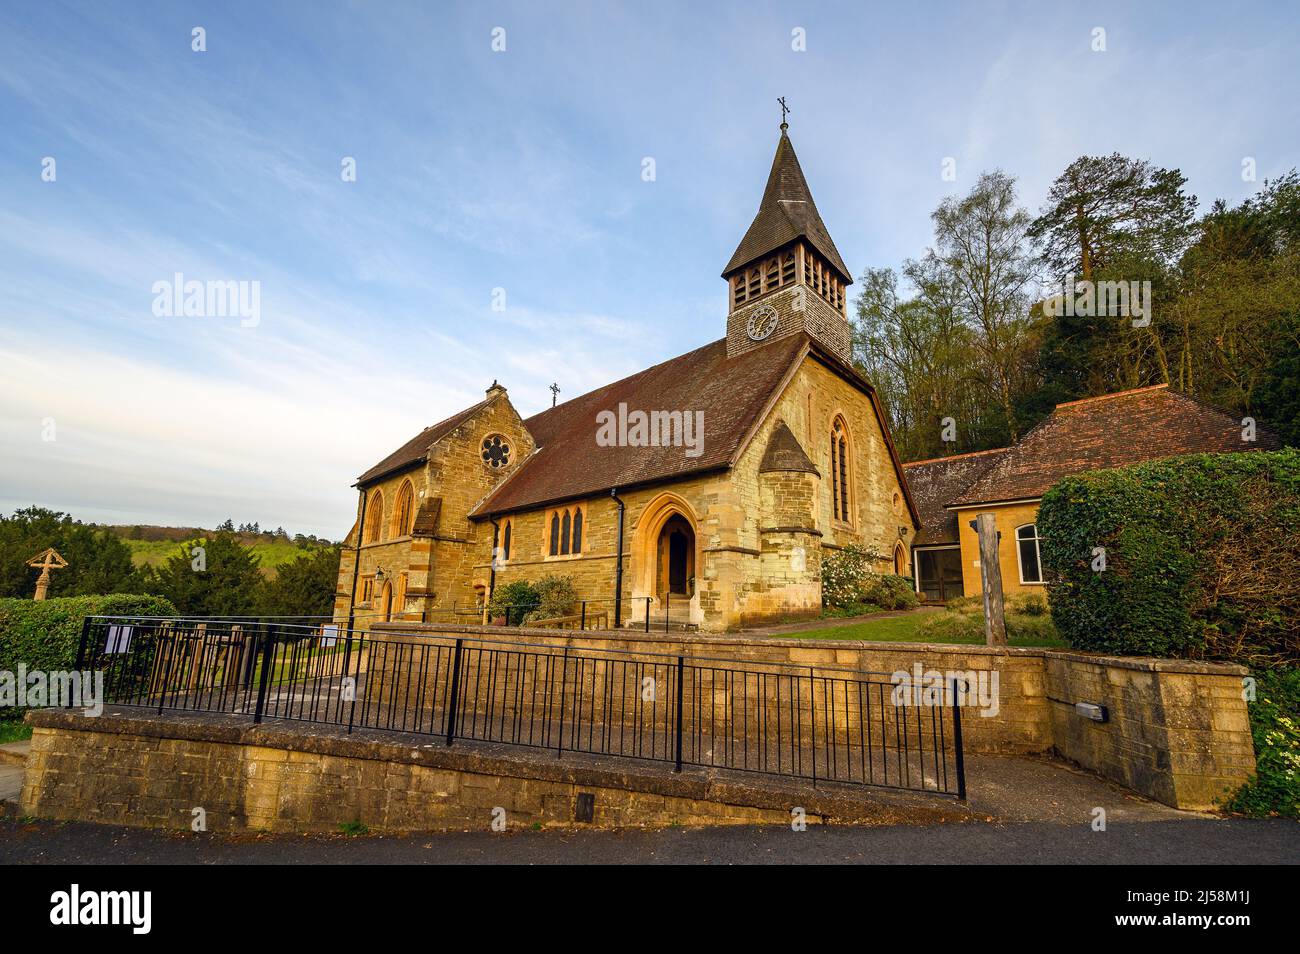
[420,596,692,632]
[75,615,966,798]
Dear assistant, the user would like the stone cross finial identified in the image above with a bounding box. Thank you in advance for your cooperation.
[26,547,68,601]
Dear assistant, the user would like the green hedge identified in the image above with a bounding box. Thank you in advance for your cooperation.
[0,594,177,683]
[1037,448,1299,663]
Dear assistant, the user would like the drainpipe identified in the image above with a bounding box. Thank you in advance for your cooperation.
[346,488,368,632]
[611,488,625,628]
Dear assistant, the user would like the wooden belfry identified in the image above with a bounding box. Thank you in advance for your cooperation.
[26,547,68,601]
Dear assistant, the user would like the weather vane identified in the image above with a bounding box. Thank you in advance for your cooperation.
[778,96,790,129]
[549,382,560,408]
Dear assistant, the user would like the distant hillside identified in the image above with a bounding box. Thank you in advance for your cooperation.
[106,525,336,579]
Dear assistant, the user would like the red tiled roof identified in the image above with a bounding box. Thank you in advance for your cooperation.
[902,448,1011,546]
[357,399,490,486]
[472,336,807,515]
[951,385,1282,507]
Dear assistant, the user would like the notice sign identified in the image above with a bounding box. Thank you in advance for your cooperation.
[105,624,133,654]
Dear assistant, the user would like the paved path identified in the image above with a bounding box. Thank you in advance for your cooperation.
[1,810,1294,864]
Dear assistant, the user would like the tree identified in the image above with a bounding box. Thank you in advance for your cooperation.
[1027,153,1196,281]
[930,171,1042,441]
[145,530,263,616]
[0,507,141,598]
[854,172,1043,457]
[257,545,341,621]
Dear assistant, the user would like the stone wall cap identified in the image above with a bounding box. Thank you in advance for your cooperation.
[375,621,1252,675]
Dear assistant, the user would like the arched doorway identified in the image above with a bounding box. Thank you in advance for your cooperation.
[379,580,393,623]
[656,514,695,600]
[631,492,703,626]
[894,542,907,576]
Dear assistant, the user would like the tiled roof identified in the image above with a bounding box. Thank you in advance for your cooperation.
[357,400,490,486]
[951,385,1282,507]
[902,448,1010,546]
[472,336,807,515]
[723,129,851,282]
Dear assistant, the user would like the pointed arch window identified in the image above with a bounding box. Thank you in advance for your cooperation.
[364,489,385,543]
[830,417,852,524]
[546,504,586,558]
[391,480,415,538]
[501,519,512,562]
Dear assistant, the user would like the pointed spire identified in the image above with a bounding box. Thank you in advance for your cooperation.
[723,127,850,282]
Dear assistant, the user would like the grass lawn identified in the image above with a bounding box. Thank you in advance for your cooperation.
[0,720,33,744]
[795,611,1067,647]
[123,537,323,576]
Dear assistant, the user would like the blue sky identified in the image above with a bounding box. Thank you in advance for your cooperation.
[2,1,1296,537]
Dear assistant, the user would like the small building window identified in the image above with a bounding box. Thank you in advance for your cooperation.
[501,520,512,562]
[1016,524,1044,584]
[359,575,374,604]
[549,513,560,556]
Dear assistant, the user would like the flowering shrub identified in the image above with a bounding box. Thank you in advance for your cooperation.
[822,544,918,612]
[1223,666,1300,818]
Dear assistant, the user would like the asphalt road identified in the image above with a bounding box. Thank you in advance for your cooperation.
[2,815,1296,864]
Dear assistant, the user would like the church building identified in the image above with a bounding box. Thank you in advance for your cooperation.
[334,123,920,632]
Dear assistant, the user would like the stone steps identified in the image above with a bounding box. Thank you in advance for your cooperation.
[0,741,30,766]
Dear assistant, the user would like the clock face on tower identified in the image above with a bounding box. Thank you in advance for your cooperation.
[746,304,779,342]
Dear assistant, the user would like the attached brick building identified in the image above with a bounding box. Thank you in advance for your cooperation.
[904,385,1282,602]
[335,124,920,631]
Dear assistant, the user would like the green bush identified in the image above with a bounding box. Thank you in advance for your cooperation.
[486,580,540,625]
[1037,449,1299,663]
[1223,666,1300,818]
[861,574,920,611]
[524,575,578,623]
[0,594,176,718]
